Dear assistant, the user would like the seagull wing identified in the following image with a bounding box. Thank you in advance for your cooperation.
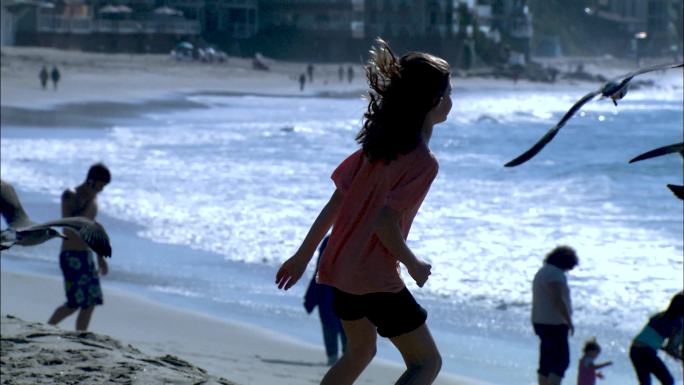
[27,217,112,258]
[629,142,684,163]
[667,184,684,200]
[0,179,35,229]
[504,89,601,167]
[611,62,683,88]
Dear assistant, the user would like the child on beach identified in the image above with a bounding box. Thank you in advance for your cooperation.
[48,163,111,331]
[630,292,684,385]
[576,338,612,385]
[275,37,452,385]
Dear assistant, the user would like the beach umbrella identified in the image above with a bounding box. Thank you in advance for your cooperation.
[9,0,54,8]
[176,41,193,50]
[98,4,119,13]
[99,4,131,13]
[153,6,183,16]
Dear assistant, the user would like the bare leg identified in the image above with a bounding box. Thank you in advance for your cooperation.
[390,324,442,385]
[75,306,95,331]
[48,305,77,326]
[537,374,549,385]
[321,318,377,385]
[547,373,562,385]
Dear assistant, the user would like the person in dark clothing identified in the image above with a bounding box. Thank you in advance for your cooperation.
[630,292,684,385]
[531,245,578,385]
[299,73,306,91]
[307,63,314,83]
[39,66,49,90]
[304,235,347,365]
[346,65,354,83]
[51,66,61,90]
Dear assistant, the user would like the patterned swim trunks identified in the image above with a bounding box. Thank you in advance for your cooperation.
[59,250,103,309]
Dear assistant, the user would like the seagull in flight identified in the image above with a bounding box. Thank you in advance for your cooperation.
[629,142,684,200]
[504,62,683,167]
[629,142,683,163]
[0,180,112,257]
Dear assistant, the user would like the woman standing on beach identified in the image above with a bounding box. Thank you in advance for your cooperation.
[275,38,452,385]
[531,246,577,385]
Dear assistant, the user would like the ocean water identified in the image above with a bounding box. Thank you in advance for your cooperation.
[1,79,683,385]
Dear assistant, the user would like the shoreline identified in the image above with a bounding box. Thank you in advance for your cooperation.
[2,47,681,129]
[0,268,491,385]
[0,187,518,385]
[3,46,682,124]
[5,46,675,109]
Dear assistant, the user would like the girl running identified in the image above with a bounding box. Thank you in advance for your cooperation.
[276,37,452,385]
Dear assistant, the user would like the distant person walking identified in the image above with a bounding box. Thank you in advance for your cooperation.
[307,63,314,83]
[629,292,683,385]
[304,235,347,365]
[50,66,61,91]
[347,65,354,83]
[276,37,452,385]
[48,163,111,331]
[39,65,49,90]
[299,73,306,91]
[577,338,612,385]
[532,245,578,385]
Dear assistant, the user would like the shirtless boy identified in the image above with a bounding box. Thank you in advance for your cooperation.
[48,163,111,331]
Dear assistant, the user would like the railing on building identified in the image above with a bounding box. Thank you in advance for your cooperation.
[38,15,200,34]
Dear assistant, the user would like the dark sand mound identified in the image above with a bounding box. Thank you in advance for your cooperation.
[1,315,238,385]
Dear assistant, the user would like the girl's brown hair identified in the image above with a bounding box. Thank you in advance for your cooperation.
[356,38,451,163]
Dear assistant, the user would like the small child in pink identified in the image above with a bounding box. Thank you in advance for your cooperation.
[577,338,613,385]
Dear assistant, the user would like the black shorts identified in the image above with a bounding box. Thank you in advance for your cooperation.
[533,323,570,378]
[332,287,427,338]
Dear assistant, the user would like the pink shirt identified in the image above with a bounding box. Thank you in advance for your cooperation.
[577,356,596,385]
[316,142,438,295]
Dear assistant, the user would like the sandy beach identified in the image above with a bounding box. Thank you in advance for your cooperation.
[5,46,673,111]
[1,270,490,385]
[1,46,371,110]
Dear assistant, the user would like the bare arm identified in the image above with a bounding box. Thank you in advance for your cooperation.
[97,255,108,275]
[275,190,342,290]
[548,281,574,335]
[374,206,431,287]
[662,325,683,360]
[60,190,78,243]
[591,361,613,369]
[61,190,75,217]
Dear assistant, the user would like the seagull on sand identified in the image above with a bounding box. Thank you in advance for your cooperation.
[628,142,684,200]
[0,180,112,257]
[504,62,683,167]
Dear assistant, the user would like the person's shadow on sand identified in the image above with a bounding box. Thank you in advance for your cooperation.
[257,355,329,367]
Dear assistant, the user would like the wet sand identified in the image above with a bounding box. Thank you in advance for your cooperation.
[1,270,490,385]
